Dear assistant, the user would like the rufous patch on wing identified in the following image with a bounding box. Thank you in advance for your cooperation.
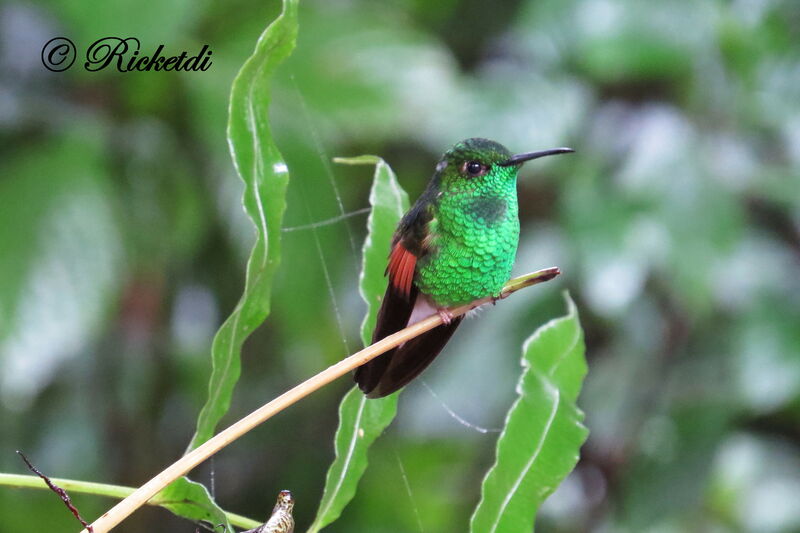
[387,242,416,298]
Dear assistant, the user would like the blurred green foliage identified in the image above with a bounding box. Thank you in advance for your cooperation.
[1,0,799,532]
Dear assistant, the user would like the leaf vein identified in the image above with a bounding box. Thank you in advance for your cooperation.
[316,396,367,520]
[487,385,561,533]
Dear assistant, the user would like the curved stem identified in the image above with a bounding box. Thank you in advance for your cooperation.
[0,474,260,530]
[81,267,560,533]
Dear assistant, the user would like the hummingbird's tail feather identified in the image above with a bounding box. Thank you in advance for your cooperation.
[355,285,462,398]
[364,315,463,398]
[355,282,416,397]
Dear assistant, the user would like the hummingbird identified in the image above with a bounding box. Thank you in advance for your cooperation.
[355,138,573,398]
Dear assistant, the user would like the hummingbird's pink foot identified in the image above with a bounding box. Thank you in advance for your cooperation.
[437,308,454,325]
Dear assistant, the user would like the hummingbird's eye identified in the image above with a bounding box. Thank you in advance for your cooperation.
[464,160,486,177]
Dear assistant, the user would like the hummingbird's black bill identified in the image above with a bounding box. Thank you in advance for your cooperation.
[497,147,575,167]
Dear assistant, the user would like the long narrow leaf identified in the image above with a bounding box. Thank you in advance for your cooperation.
[188,0,298,450]
[344,155,410,347]
[155,1,299,526]
[470,292,588,533]
[307,156,408,532]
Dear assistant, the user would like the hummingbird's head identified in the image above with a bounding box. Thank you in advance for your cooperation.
[435,138,574,190]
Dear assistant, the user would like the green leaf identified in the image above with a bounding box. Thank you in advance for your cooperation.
[157,1,299,526]
[308,387,398,533]
[470,292,588,533]
[152,478,238,530]
[337,155,410,347]
[187,0,298,450]
[307,155,408,533]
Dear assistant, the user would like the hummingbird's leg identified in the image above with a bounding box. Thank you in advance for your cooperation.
[437,308,455,325]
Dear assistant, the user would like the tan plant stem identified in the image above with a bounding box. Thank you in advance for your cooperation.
[80,267,560,533]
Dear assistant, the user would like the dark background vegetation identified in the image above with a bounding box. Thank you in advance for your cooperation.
[1,0,799,531]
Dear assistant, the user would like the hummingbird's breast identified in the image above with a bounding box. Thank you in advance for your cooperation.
[416,189,519,306]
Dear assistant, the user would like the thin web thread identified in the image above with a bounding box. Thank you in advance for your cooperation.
[209,456,215,498]
[421,381,501,434]
[291,76,359,262]
[288,75,357,357]
[298,182,352,355]
[282,208,370,232]
[394,449,425,533]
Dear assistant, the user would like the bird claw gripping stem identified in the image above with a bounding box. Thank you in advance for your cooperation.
[437,308,456,325]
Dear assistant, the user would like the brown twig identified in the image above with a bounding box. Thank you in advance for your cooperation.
[17,451,94,532]
[80,267,560,533]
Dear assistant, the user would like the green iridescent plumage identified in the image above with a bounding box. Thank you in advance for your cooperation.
[416,140,520,305]
[355,138,573,398]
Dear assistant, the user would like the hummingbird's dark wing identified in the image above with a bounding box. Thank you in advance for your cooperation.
[355,207,463,398]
